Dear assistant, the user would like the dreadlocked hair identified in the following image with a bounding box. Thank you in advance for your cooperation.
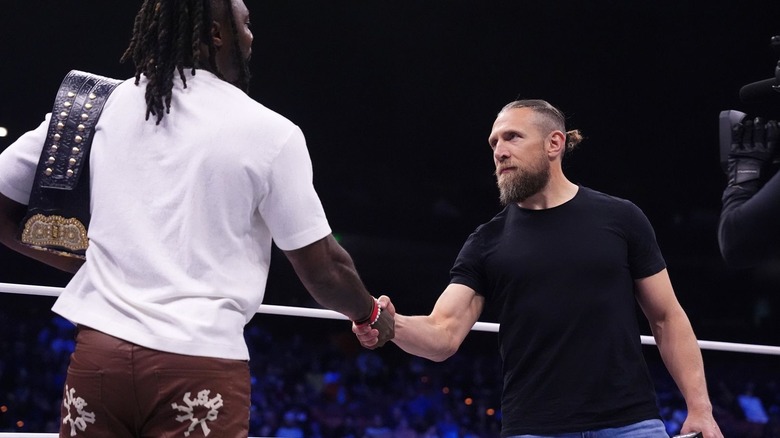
[120,0,250,124]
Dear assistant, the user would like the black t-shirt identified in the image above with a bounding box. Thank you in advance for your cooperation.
[451,186,666,436]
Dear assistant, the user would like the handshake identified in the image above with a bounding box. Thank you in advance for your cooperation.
[720,111,780,187]
[352,296,395,349]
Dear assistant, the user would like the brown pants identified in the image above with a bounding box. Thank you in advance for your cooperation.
[60,326,250,438]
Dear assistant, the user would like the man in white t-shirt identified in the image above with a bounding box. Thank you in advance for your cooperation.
[0,1,393,437]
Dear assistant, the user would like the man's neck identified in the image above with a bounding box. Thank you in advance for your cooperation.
[516,178,579,210]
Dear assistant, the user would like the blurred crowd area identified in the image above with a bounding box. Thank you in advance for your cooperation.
[1,299,779,438]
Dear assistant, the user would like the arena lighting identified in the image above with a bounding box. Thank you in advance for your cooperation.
[0,127,8,137]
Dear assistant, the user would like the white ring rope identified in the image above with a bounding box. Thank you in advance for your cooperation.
[2,282,780,356]
[1,282,778,438]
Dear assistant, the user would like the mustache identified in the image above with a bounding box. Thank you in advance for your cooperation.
[494,164,516,177]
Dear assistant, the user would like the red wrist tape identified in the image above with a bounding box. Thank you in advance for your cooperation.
[353,298,381,326]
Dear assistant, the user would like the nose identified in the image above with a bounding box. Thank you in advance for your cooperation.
[493,140,510,162]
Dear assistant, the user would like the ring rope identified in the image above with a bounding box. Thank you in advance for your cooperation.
[2,282,780,356]
[0,283,778,438]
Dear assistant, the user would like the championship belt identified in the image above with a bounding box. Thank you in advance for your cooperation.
[19,70,122,259]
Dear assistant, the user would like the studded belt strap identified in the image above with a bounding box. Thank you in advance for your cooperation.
[19,70,122,259]
[41,70,123,189]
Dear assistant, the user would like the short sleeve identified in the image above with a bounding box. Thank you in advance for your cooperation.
[0,115,50,204]
[625,202,666,279]
[259,126,331,251]
[450,228,488,297]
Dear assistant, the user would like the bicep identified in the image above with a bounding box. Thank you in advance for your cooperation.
[634,268,679,323]
[282,235,340,278]
[430,283,485,342]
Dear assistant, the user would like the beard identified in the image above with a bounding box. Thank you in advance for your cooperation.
[496,159,550,206]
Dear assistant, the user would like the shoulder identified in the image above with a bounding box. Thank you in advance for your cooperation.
[578,188,658,243]
[578,186,632,206]
[465,206,512,244]
[131,70,302,135]
[216,83,298,131]
[188,73,304,145]
[577,186,644,215]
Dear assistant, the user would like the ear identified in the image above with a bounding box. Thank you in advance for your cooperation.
[210,20,224,48]
[546,130,567,158]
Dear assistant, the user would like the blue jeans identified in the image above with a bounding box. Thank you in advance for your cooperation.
[509,419,669,438]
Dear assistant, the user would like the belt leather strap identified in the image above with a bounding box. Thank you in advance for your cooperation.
[19,70,122,259]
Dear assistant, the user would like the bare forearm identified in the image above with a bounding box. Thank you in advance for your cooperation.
[653,313,713,413]
[392,314,458,362]
[285,235,375,322]
[636,271,722,436]
[306,251,374,321]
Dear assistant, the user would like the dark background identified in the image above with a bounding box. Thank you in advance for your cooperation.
[1,1,780,347]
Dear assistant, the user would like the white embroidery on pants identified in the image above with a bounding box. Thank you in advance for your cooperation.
[62,384,97,437]
[171,389,224,437]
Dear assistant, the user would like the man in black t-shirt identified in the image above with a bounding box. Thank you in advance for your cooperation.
[355,100,722,437]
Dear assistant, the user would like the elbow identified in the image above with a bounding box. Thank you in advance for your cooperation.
[427,337,462,362]
[429,345,458,362]
[394,314,464,362]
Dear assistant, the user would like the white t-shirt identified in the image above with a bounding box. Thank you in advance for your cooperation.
[0,70,331,360]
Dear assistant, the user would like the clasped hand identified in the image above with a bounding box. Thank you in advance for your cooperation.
[353,295,395,349]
